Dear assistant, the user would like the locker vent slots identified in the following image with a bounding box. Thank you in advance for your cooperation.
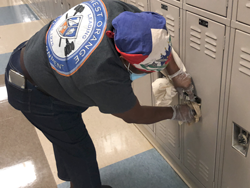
[239,48,250,77]
[166,15,175,38]
[190,26,201,51]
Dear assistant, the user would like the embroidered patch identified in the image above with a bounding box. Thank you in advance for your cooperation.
[46,0,107,76]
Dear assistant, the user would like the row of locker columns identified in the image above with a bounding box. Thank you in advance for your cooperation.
[25,0,250,27]
[24,0,250,188]
[132,1,250,188]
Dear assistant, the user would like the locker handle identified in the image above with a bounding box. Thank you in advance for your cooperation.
[246,3,250,8]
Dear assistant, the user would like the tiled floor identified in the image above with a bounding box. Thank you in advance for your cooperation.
[0,1,155,187]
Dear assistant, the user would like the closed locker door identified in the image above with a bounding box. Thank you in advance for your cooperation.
[52,0,62,18]
[186,0,228,17]
[61,0,69,13]
[38,0,46,18]
[128,0,148,11]
[151,1,180,158]
[44,0,55,20]
[184,12,225,188]
[221,30,250,188]
[237,0,250,26]
[133,75,154,135]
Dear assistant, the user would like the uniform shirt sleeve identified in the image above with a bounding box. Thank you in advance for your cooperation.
[83,80,137,114]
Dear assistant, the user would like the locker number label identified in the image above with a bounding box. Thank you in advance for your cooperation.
[161,4,168,11]
[199,19,208,28]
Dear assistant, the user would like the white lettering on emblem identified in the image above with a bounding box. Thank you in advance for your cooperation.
[74,55,80,64]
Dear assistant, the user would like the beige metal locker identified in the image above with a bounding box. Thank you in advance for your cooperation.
[221,30,250,188]
[150,1,181,158]
[127,0,148,11]
[184,11,226,188]
[133,75,155,136]
[237,0,250,26]
[150,0,180,54]
[185,0,228,17]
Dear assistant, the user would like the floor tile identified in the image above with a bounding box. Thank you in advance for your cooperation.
[0,113,57,188]
[0,20,44,54]
[0,4,38,26]
[0,52,11,75]
[82,107,153,169]
[35,107,153,185]
[99,149,188,188]
[59,149,188,188]
[0,0,24,8]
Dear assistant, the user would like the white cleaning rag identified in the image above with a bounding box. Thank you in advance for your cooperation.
[152,78,177,106]
[152,48,186,106]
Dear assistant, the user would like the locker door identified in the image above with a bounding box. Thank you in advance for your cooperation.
[45,0,55,20]
[61,0,69,13]
[150,0,180,54]
[221,30,250,188]
[151,1,180,158]
[133,75,154,135]
[52,0,62,18]
[155,105,180,158]
[37,0,46,19]
[184,12,225,188]
[237,0,250,26]
[186,0,228,17]
[128,0,148,11]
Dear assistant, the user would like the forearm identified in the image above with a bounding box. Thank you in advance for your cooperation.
[134,106,174,124]
[161,54,180,76]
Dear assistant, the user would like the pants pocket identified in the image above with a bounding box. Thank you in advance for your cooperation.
[5,73,31,113]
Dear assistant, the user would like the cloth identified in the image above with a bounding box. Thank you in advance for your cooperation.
[5,42,101,188]
[24,0,141,114]
[113,11,172,72]
[152,78,177,106]
[152,48,186,106]
[185,101,201,125]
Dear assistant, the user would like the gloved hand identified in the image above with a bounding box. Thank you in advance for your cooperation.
[168,69,195,102]
[171,104,195,123]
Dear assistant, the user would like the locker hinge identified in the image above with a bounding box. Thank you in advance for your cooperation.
[179,17,181,28]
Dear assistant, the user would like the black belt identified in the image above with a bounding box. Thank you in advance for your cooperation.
[20,47,49,96]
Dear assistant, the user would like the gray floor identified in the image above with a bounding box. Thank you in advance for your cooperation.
[0,53,11,74]
[0,4,38,26]
[58,149,188,188]
[0,74,57,188]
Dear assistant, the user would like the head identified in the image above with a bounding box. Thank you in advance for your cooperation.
[111,11,173,74]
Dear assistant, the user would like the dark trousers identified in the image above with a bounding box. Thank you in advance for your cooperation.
[5,42,102,188]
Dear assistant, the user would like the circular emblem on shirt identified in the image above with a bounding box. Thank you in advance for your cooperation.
[46,0,107,76]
